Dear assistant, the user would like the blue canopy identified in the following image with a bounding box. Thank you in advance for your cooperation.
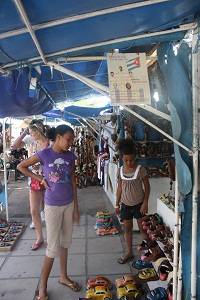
[63,105,112,121]
[0,0,199,67]
[0,0,199,117]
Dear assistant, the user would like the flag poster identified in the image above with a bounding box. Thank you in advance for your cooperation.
[107,53,151,105]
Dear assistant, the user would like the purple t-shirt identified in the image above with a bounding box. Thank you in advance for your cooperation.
[36,147,76,206]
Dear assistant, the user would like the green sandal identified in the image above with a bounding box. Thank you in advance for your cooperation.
[138,268,158,282]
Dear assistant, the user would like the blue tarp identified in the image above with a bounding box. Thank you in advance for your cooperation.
[39,60,108,102]
[0,0,199,116]
[158,41,193,299]
[0,0,199,66]
[43,109,63,119]
[0,68,53,117]
[63,105,112,121]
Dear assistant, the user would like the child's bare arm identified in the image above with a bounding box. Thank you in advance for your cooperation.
[116,179,122,207]
[140,176,150,215]
[115,178,122,215]
[142,176,150,203]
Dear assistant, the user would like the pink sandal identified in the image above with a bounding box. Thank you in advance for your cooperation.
[31,241,44,251]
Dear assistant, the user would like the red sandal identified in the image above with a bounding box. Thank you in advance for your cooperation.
[31,241,44,251]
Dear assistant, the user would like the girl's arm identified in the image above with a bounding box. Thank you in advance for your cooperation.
[17,155,43,183]
[11,129,28,150]
[72,163,80,224]
[115,175,122,214]
[140,176,150,214]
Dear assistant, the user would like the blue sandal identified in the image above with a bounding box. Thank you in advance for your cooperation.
[133,259,153,270]
[146,287,167,299]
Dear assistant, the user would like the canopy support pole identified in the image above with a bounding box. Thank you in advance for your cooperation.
[2,119,9,221]
[48,62,109,96]
[191,27,199,300]
[135,104,171,121]
[177,247,182,300]
[2,23,194,70]
[13,0,47,64]
[122,105,192,154]
[3,0,170,40]
[173,170,179,300]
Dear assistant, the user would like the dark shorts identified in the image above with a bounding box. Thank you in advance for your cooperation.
[120,202,143,221]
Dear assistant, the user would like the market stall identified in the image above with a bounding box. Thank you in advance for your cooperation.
[0,1,199,299]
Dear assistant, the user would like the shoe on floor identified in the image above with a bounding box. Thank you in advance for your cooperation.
[30,222,35,229]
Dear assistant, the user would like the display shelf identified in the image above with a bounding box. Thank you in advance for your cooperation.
[157,198,176,231]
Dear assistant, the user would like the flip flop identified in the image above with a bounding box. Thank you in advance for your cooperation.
[117,255,134,264]
[146,287,168,299]
[31,241,44,251]
[137,240,157,251]
[58,279,81,292]
[133,259,153,270]
[138,268,158,282]
[158,261,173,281]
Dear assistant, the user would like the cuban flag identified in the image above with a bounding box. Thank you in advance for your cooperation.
[126,56,140,72]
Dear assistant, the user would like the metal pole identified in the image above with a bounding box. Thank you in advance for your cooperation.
[173,170,179,300]
[191,26,199,300]
[48,62,109,96]
[135,103,171,121]
[13,0,47,64]
[2,22,194,71]
[122,105,192,154]
[4,0,170,40]
[177,246,182,300]
[9,117,12,148]
[2,119,9,221]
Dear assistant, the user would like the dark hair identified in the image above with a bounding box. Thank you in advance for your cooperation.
[118,138,136,156]
[47,125,74,141]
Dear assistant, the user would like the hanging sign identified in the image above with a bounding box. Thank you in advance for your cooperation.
[107,53,151,105]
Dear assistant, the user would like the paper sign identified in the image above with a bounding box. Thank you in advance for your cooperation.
[107,53,151,105]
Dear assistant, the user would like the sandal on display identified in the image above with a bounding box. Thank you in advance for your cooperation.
[137,268,158,282]
[166,272,173,300]
[117,255,134,264]
[141,247,163,262]
[158,261,173,281]
[146,287,168,300]
[154,257,167,271]
[58,279,81,292]
[163,242,173,254]
[141,249,152,261]
[137,240,149,251]
[133,259,153,270]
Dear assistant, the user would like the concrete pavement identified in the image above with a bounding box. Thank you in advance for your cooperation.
[0,184,143,300]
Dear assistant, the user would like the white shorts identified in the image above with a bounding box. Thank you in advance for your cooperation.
[45,202,74,258]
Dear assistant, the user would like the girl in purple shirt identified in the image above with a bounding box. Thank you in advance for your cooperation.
[18,125,81,300]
